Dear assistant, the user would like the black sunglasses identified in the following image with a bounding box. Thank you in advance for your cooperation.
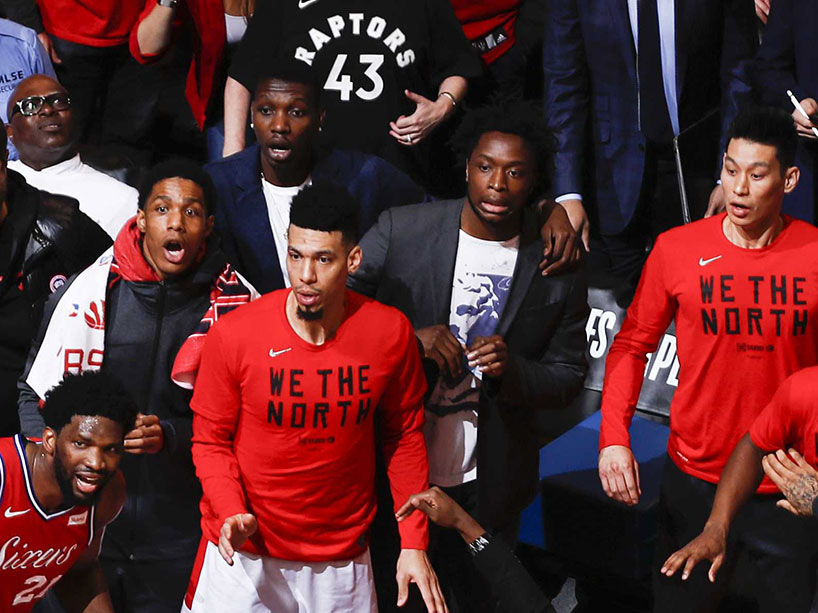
[10,93,71,118]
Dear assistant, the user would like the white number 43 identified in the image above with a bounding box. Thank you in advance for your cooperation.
[325,54,384,102]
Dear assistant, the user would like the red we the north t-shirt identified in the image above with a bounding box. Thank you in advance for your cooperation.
[191,289,429,562]
[750,366,818,467]
[601,215,818,492]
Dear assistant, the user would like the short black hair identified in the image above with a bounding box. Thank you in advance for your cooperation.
[253,59,322,108]
[450,98,553,186]
[138,158,217,214]
[42,371,138,436]
[289,182,360,245]
[726,106,798,173]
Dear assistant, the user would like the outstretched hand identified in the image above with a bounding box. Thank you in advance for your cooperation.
[660,524,727,583]
[218,513,258,565]
[396,549,448,613]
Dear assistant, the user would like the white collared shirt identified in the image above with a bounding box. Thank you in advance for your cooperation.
[9,154,137,238]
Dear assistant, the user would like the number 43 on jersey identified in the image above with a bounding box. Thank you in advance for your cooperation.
[325,54,384,101]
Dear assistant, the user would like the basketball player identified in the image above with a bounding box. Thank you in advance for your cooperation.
[0,371,136,612]
[185,182,445,612]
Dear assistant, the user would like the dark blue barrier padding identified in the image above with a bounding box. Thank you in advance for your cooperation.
[519,411,669,580]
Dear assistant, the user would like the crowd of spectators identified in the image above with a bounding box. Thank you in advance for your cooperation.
[0,0,818,612]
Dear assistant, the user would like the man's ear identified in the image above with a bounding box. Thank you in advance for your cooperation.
[784,166,801,194]
[464,157,470,183]
[205,214,215,237]
[5,122,13,145]
[136,208,147,233]
[347,244,362,274]
[41,427,57,456]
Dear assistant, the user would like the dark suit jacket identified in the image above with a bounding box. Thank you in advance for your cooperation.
[544,0,757,234]
[752,0,818,108]
[750,0,817,223]
[205,144,427,294]
[349,199,589,527]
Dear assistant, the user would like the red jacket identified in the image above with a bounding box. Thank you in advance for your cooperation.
[129,0,225,128]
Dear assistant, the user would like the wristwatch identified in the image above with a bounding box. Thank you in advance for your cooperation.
[157,0,178,8]
[467,533,490,557]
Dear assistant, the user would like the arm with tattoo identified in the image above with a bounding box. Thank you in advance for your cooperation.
[762,449,818,517]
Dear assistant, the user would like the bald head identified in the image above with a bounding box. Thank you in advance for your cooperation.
[6,74,75,171]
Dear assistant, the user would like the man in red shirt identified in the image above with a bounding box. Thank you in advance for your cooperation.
[598,106,818,611]
[0,370,137,612]
[661,367,818,594]
[185,183,446,612]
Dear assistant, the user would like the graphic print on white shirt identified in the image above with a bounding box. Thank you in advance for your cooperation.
[426,230,519,487]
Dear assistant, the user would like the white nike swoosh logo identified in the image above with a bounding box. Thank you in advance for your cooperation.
[269,348,292,358]
[4,508,30,518]
[298,0,319,8]
[698,255,723,266]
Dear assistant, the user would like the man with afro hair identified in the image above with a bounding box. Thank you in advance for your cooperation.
[350,98,589,612]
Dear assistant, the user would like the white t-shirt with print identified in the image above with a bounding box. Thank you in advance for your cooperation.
[425,230,519,487]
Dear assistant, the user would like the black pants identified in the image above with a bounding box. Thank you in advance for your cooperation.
[51,37,161,164]
[425,480,520,613]
[653,459,818,613]
[101,555,194,613]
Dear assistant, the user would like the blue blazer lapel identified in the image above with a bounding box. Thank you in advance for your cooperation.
[234,146,285,292]
[607,0,637,85]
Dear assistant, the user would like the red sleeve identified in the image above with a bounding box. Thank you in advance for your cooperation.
[600,236,677,449]
[128,0,187,65]
[379,315,430,551]
[750,375,799,453]
[190,324,248,523]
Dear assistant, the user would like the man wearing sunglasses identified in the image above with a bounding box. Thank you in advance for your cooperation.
[6,75,137,239]
[0,119,110,435]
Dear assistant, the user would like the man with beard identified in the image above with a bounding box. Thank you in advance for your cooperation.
[0,370,137,612]
[17,160,257,612]
[348,99,589,612]
[186,183,445,613]
[6,75,137,239]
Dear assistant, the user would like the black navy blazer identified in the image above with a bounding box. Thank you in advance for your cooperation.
[544,0,757,234]
[349,199,589,528]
